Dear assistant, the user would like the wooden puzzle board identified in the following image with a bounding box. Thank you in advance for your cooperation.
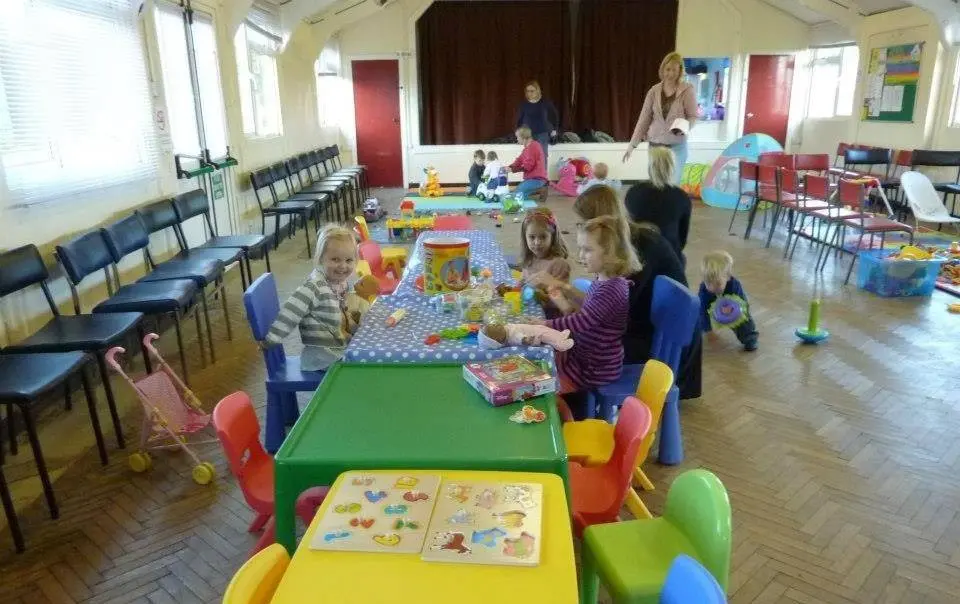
[310,472,441,554]
[421,481,543,567]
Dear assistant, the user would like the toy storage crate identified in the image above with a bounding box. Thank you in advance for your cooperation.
[856,250,945,297]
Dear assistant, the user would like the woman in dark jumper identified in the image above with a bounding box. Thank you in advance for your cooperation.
[623,146,692,265]
[515,80,558,164]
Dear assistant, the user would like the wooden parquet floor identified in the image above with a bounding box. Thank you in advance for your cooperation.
[1,189,959,603]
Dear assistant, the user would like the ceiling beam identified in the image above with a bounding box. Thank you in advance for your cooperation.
[796,0,864,32]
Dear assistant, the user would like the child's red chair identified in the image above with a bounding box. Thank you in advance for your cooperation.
[569,396,652,537]
[213,391,329,555]
[358,241,400,294]
[433,215,472,230]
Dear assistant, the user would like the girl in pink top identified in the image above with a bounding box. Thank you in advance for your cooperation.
[509,126,548,198]
[623,52,698,184]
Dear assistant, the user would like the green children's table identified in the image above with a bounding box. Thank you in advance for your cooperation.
[273,363,570,552]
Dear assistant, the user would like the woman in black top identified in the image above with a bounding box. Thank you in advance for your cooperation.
[624,146,692,262]
[515,80,558,164]
[573,186,702,400]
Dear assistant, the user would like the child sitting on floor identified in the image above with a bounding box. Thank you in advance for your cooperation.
[537,215,640,419]
[576,162,621,195]
[699,250,759,351]
[264,225,370,370]
[467,149,485,196]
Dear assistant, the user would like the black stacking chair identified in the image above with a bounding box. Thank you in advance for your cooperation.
[101,214,228,365]
[56,230,201,384]
[0,463,23,552]
[326,144,368,199]
[272,162,341,224]
[306,150,359,214]
[283,156,350,222]
[250,167,322,256]
[0,351,103,535]
[0,245,143,452]
[171,189,271,289]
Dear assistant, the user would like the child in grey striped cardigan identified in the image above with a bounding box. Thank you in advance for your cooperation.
[264,225,370,371]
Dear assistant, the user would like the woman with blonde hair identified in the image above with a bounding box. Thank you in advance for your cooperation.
[623,145,692,262]
[515,80,559,162]
[622,52,697,183]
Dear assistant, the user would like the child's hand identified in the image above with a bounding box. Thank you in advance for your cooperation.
[527,271,563,290]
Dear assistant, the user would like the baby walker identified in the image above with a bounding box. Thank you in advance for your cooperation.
[106,334,217,485]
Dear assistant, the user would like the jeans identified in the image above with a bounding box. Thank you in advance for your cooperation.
[514,177,547,197]
[670,139,688,184]
[534,132,550,165]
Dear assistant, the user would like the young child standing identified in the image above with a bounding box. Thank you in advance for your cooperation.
[699,250,759,351]
[467,149,485,195]
[542,215,641,419]
[264,225,370,370]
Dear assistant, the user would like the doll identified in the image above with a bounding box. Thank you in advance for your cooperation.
[478,323,574,351]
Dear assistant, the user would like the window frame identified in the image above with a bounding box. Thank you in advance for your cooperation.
[949,49,960,128]
[805,44,859,120]
[234,22,284,139]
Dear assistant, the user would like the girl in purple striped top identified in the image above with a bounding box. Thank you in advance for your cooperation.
[536,215,641,420]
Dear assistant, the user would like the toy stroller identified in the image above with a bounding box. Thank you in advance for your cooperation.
[106,333,217,485]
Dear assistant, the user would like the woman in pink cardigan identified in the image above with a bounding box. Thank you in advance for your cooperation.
[622,52,698,184]
[508,126,548,198]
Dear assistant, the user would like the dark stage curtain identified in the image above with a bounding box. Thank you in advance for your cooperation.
[569,0,679,141]
[417,1,572,145]
[416,0,678,145]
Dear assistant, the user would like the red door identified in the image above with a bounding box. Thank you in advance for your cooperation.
[743,55,795,146]
[352,60,403,187]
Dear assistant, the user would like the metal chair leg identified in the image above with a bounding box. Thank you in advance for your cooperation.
[19,404,58,519]
[95,353,125,449]
[263,246,272,273]
[728,195,745,234]
[173,313,189,386]
[0,465,25,553]
[79,365,109,466]
[201,291,216,364]
[220,282,233,341]
[193,302,208,367]
[64,381,72,411]
[6,406,17,456]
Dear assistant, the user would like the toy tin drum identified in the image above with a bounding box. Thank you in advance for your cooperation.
[423,237,471,294]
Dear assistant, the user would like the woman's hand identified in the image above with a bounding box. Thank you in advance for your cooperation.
[550,130,557,138]
[622,146,634,163]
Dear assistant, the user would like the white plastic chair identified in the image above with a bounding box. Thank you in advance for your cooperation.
[900,170,960,232]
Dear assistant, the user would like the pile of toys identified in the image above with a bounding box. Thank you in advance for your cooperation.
[551,157,592,197]
[476,166,509,203]
[419,166,443,197]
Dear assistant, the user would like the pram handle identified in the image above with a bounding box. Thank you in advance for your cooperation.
[105,346,126,373]
[142,332,161,359]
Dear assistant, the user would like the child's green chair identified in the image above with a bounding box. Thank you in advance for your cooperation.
[579,469,731,604]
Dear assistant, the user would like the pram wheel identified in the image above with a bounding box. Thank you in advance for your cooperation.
[192,462,215,485]
[128,452,152,473]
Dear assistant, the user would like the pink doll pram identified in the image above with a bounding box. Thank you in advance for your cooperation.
[106,333,217,485]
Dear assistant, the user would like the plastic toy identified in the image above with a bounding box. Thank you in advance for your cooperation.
[550,161,579,197]
[432,293,458,313]
[503,291,521,315]
[568,157,593,179]
[509,405,547,424]
[419,166,443,197]
[363,197,386,222]
[424,334,442,345]
[387,216,435,243]
[708,295,749,330]
[400,199,416,218]
[105,334,216,484]
[385,309,407,327]
[948,303,960,314]
[502,194,522,214]
[476,167,509,203]
[795,299,829,344]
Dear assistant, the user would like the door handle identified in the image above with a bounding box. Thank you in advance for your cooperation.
[393,118,400,124]
[746,112,755,118]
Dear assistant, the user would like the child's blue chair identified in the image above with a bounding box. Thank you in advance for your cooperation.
[573,277,593,293]
[243,273,326,453]
[590,275,699,465]
[661,555,727,603]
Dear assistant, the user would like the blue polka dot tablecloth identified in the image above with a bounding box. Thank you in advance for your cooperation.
[346,230,555,368]
[392,230,515,298]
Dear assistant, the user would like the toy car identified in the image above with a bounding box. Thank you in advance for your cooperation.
[363,197,385,222]
[476,167,510,203]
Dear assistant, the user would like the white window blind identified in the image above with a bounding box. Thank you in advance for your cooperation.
[950,52,960,127]
[806,45,859,119]
[235,5,284,138]
[316,36,346,129]
[0,0,161,207]
[153,3,229,159]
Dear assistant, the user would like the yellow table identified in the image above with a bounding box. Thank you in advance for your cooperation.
[270,470,578,604]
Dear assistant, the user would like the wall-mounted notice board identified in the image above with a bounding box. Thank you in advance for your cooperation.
[861,42,923,122]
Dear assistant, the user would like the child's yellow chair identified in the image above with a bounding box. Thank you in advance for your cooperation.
[355,215,408,277]
[223,543,290,604]
[563,359,673,519]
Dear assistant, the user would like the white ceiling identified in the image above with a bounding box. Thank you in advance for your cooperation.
[760,0,913,24]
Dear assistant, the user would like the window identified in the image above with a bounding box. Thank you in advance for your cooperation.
[315,37,347,129]
[235,4,283,138]
[154,3,230,160]
[806,45,859,119]
[950,52,960,127]
[0,0,161,206]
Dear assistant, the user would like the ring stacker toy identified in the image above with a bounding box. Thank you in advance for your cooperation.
[708,294,749,330]
[795,299,829,344]
[106,333,217,484]
[386,309,407,327]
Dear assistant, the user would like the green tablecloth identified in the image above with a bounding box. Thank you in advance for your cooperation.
[273,363,569,552]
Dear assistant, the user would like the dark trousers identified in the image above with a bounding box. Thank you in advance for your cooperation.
[732,318,759,348]
[468,174,481,196]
